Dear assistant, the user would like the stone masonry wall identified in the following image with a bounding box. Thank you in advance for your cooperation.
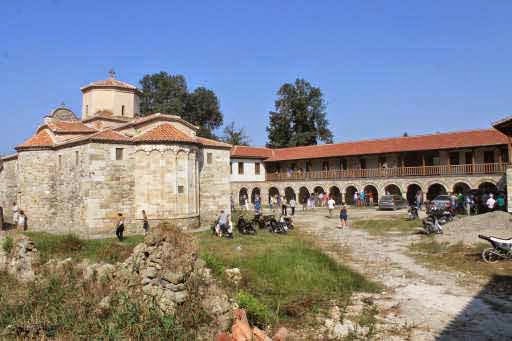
[0,157,18,223]
[199,147,231,225]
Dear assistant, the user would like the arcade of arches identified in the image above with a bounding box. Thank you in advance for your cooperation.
[231,175,505,207]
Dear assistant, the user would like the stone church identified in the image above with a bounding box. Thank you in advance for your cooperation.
[0,74,231,237]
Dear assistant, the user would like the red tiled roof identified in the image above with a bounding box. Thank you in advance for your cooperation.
[196,137,232,148]
[17,130,54,149]
[116,113,199,131]
[231,145,273,158]
[133,123,198,144]
[89,130,131,142]
[263,129,508,162]
[45,120,97,134]
[81,78,139,92]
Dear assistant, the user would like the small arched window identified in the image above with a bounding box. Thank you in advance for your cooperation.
[121,105,125,116]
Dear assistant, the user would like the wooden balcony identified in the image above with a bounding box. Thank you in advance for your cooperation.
[265,162,509,181]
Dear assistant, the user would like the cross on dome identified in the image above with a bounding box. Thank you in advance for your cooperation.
[108,69,116,79]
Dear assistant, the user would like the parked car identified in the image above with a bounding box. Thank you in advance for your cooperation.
[430,194,452,210]
[378,195,408,210]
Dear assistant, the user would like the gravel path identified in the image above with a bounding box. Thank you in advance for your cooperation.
[290,208,512,340]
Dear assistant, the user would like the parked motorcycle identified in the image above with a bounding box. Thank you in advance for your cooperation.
[422,211,444,235]
[478,234,512,263]
[237,216,257,235]
[407,206,419,220]
[211,219,234,239]
[265,216,288,234]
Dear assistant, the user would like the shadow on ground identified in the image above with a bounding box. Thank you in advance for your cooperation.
[437,274,512,340]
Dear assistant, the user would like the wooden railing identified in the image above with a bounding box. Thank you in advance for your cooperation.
[265,162,509,181]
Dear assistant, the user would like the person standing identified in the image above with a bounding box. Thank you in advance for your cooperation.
[368,192,374,206]
[17,210,27,231]
[359,190,366,207]
[115,213,125,241]
[486,194,496,211]
[230,194,235,212]
[254,197,262,214]
[289,197,296,216]
[338,203,348,229]
[12,201,19,227]
[353,192,359,207]
[328,197,336,217]
[142,210,149,235]
[244,196,250,211]
[281,198,288,216]
[318,192,324,207]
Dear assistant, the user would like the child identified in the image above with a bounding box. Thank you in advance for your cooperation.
[338,204,348,229]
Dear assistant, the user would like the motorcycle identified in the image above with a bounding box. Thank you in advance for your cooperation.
[422,211,444,235]
[407,206,419,220]
[265,216,288,234]
[478,234,512,263]
[211,219,234,239]
[236,216,257,235]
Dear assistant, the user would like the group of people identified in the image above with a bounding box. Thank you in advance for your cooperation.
[114,209,150,241]
[0,201,28,231]
[352,190,376,207]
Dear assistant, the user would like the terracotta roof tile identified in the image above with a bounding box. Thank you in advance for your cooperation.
[133,123,198,144]
[231,145,273,158]
[264,129,508,162]
[81,78,139,92]
[196,137,232,148]
[45,120,97,134]
[17,130,54,149]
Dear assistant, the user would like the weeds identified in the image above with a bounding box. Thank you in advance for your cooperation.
[2,235,13,253]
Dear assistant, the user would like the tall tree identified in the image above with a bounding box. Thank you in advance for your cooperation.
[139,72,223,138]
[184,87,223,138]
[222,121,250,146]
[266,78,333,147]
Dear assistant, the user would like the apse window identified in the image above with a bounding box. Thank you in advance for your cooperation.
[121,105,125,116]
[207,152,213,164]
[115,148,124,160]
[178,185,184,194]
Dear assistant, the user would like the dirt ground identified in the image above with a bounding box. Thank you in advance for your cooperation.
[286,206,512,340]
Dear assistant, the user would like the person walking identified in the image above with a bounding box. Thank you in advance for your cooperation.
[338,203,348,229]
[115,213,125,241]
[289,197,296,216]
[281,198,288,216]
[328,196,336,217]
[142,210,149,235]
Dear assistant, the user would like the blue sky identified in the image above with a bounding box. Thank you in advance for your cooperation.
[1,0,512,153]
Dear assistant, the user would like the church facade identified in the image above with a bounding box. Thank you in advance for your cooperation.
[0,75,231,237]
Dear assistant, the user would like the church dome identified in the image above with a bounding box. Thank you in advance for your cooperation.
[80,70,141,94]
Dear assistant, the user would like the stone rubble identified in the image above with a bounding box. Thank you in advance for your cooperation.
[0,234,39,282]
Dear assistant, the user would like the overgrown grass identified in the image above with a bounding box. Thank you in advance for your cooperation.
[0,269,186,339]
[199,213,379,327]
[352,218,422,236]
[2,235,13,253]
[24,232,144,264]
[409,240,512,279]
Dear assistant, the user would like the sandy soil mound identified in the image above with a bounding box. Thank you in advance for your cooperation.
[438,211,512,245]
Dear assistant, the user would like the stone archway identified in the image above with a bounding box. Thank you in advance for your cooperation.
[427,183,447,201]
[251,187,261,204]
[406,183,422,205]
[453,182,471,195]
[284,187,296,201]
[384,184,402,197]
[239,188,248,206]
[329,186,342,204]
[479,181,498,194]
[345,186,358,205]
[268,187,279,204]
[364,184,378,206]
[299,187,310,204]
[313,186,325,195]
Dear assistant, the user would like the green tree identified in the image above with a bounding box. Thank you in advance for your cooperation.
[266,79,333,147]
[139,72,223,138]
[222,121,250,146]
[184,87,223,138]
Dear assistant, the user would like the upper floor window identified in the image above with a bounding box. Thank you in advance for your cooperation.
[121,105,125,116]
[306,160,312,172]
[484,150,495,163]
[207,152,213,164]
[360,158,367,169]
[116,148,124,161]
[255,162,261,175]
[341,159,348,170]
[85,105,89,115]
[238,162,244,175]
[230,163,233,175]
[449,152,460,165]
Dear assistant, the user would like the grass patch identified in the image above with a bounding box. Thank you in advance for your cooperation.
[24,232,144,264]
[0,269,187,339]
[2,235,13,253]
[199,213,379,327]
[409,240,512,279]
[352,219,421,236]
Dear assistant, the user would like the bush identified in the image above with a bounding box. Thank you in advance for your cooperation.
[236,291,273,328]
[2,236,13,254]
[202,253,225,276]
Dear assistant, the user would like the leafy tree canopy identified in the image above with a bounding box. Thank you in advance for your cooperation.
[139,72,223,138]
[222,121,251,146]
[266,78,333,148]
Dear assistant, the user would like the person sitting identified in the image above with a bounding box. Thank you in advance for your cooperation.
[216,210,233,238]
